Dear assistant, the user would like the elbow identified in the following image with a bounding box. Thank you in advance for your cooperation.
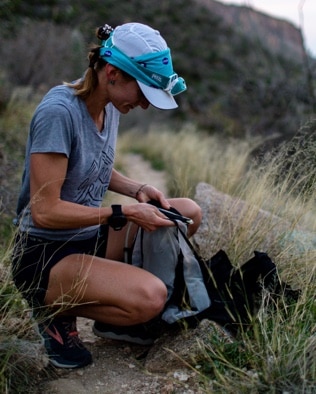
[32,215,47,229]
[31,208,51,228]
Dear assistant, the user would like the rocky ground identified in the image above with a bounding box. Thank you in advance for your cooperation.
[40,316,235,394]
[41,318,206,394]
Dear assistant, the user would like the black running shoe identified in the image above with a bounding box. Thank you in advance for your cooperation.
[38,316,92,369]
[93,321,155,345]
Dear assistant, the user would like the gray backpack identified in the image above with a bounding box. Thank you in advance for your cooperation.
[124,204,300,334]
[127,221,211,324]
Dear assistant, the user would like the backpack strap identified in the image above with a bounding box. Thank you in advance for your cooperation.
[176,221,204,262]
[177,222,211,309]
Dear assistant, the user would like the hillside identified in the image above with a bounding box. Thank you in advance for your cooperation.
[195,0,305,62]
[0,0,315,141]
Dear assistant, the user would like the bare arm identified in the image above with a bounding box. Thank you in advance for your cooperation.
[30,153,112,229]
[30,154,173,231]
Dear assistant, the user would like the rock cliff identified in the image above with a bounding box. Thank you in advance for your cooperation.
[195,0,306,63]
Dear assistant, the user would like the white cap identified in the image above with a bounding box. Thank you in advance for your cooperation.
[112,23,178,109]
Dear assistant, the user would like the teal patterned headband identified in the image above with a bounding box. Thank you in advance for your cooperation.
[99,34,186,96]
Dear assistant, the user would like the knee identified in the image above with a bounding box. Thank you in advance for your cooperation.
[188,198,202,226]
[135,278,167,323]
[177,198,202,236]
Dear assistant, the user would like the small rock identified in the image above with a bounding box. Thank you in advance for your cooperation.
[173,371,189,381]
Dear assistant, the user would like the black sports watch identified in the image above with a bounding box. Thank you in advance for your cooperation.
[108,204,127,231]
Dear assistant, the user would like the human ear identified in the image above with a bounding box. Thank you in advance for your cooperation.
[105,64,120,83]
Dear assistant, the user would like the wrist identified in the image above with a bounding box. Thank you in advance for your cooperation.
[135,183,147,199]
[108,204,127,231]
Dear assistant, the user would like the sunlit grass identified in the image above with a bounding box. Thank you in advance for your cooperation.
[194,267,315,393]
[117,123,315,393]
[118,123,254,198]
[118,125,315,258]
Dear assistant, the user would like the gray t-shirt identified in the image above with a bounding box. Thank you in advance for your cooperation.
[16,84,120,240]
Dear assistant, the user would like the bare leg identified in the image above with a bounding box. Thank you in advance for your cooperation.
[45,253,167,326]
[44,197,200,323]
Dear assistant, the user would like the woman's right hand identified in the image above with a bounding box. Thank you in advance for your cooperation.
[122,203,174,232]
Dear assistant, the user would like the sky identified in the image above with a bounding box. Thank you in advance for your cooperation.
[219,0,316,57]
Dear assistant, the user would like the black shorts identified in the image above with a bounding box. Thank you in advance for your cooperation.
[11,225,109,310]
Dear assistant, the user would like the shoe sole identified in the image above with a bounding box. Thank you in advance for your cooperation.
[92,326,154,345]
[49,356,92,369]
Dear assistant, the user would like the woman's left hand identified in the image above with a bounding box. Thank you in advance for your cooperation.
[135,184,170,210]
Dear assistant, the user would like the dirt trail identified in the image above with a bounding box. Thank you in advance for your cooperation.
[106,153,169,205]
[40,154,199,394]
